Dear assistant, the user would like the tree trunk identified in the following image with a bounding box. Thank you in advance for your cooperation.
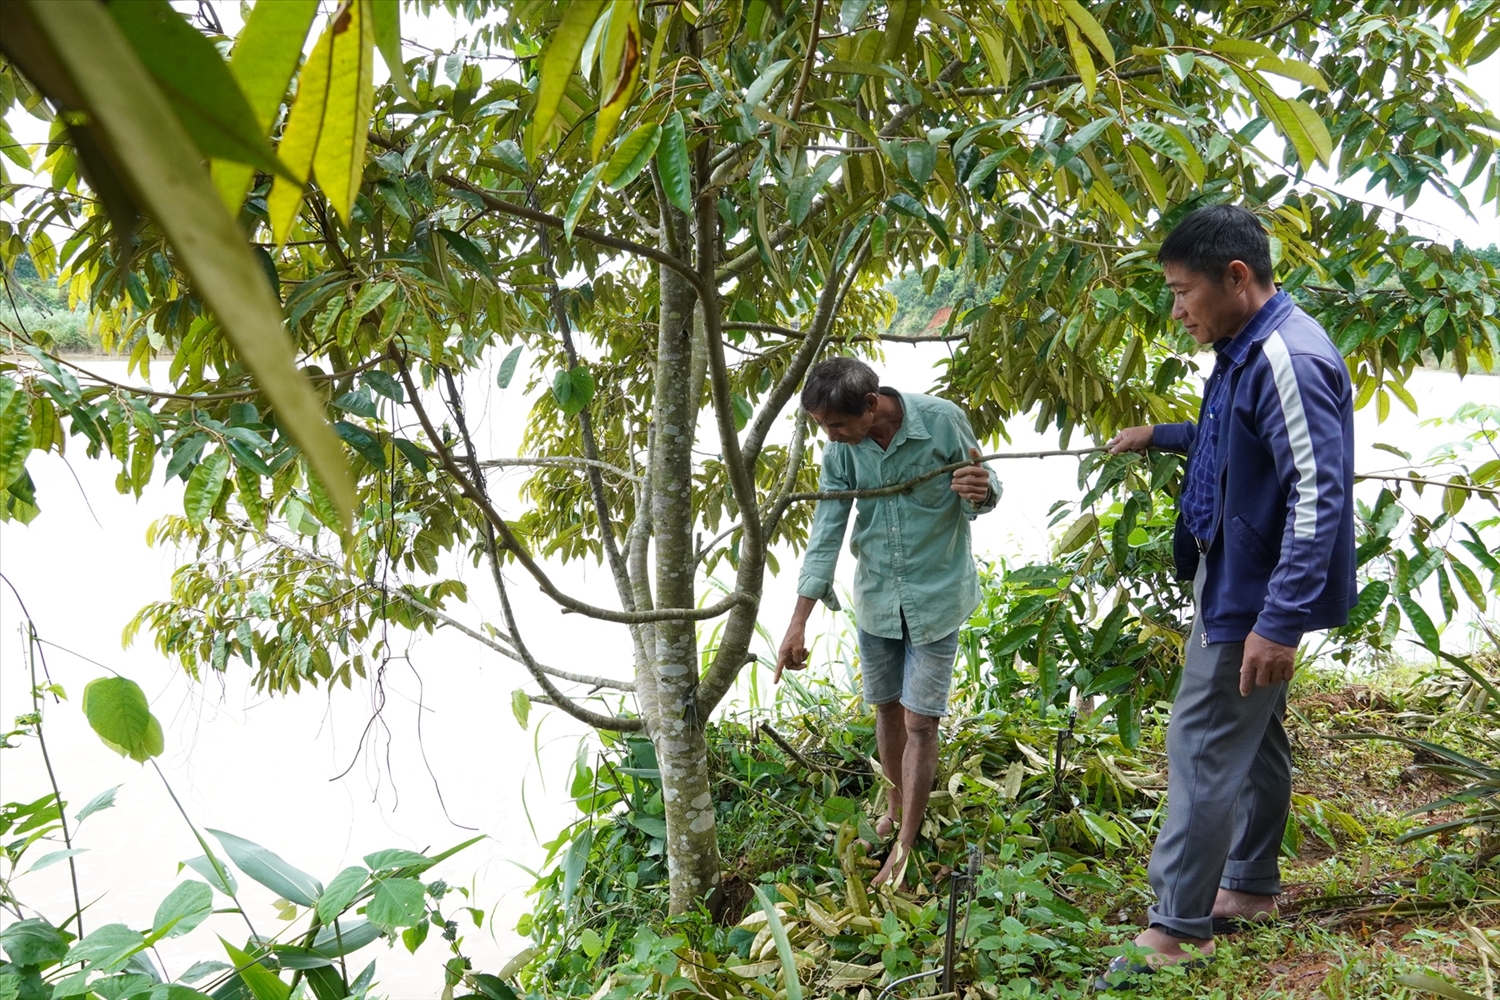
[648,249,721,914]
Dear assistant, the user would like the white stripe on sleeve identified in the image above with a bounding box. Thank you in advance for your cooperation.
[1262,331,1320,541]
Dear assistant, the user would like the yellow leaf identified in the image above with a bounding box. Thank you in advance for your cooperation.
[1064,21,1096,101]
[528,0,607,156]
[213,0,319,212]
[1126,144,1167,209]
[1286,95,1333,166]
[267,17,334,244]
[977,28,1010,86]
[312,0,375,224]
[591,0,642,160]
[1255,54,1329,93]
[1061,0,1115,65]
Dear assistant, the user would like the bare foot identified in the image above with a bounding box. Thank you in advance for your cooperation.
[1213,888,1277,922]
[874,811,897,840]
[870,841,909,888]
[1131,926,1215,968]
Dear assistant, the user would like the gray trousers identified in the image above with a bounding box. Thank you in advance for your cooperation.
[1146,569,1292,940]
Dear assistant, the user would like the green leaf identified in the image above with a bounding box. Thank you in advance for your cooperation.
[1129,121,1203,184]
[211,0,318,210]
[906,141,936,185]
[840,0,873,30]
[182,854,238,896]
[752,885,802,1000]
[1394,973,1485,1000]
[365,877,426,930]
[65,924,145,974]
[731,394,753,432]
[1062,21,1096,101]
[76,785,121,824]
[362,370,404,403]
[512,688,530,729]
[560,826,592,911]
[350,281,397,319]
[496,346,524,389]
[393,438,429,474]
[564,162,607,240]
[880,0,920,61]
[369,0,419,105]
[107,1,289,178]
[25,849,88,874]
[363,849,431,871]
[22,1,354,532]
[316,865,369,923]
[591,1,643,159]
[438,229,497,282]
[81,676,164,763]
[1398,592,1441,652]
[310,919,381,958]
[1060,0,1115,64]
[603,123,661,190]
[0,379,35,490]
[220,939,290,1000]
[658,111,692,214]
[184,451,230,526]
[551,366,596,418]
[208,829,324,907]
[151,881,214,941]
[335,421,387,470]
[529,0,607,154]
[1,919,70,967]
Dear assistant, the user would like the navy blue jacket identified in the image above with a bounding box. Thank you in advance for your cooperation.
[1153,292,1356,647]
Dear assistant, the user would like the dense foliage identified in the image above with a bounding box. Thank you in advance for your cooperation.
[2,0,1499,913]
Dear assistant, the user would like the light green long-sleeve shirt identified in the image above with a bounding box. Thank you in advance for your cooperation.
[795,389,1000,644]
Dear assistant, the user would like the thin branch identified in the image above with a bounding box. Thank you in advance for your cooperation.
[24,349,385,403]
[772,447,1102,514]
[437,173,709,300]
[1248,11,1314,41]
[438,365,643,733]
[787,0,825,124]
[721,320,968,344]
[1355,473,1500,496]
[396,357,744,625]
[526,184,640,625]
[476,455,644,483]
[741,236,871,471]
[954,65,1164,98]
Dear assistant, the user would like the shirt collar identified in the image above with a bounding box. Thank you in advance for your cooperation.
[861,387,928,452]
[1215,289,1290,363]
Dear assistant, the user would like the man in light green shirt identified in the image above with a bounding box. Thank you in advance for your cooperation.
[776,357,999,886]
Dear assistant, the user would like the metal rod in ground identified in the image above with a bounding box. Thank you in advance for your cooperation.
[942,868,962,995]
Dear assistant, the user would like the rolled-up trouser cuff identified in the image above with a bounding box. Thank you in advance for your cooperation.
[1221,859,1281,895]
[1145,905,1213,941]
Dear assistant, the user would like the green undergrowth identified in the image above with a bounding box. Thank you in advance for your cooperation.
[512,655,1500,1000]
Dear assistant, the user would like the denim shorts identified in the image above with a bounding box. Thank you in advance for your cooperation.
[858,619,960,718]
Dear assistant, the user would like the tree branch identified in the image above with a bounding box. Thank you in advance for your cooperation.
[437,173,709,300]
[437,364,643,732]
[28,348,385,403]
[740,236,870,472]
[720,320,968,344]
[696,129,762,551]
[395,357,745,625]
[787,0,825,125]
[527,185,640,629]
[769,447,1102,519]
[1354,473,1500,496]
[476,455,644,483]
[954,65,1164,98]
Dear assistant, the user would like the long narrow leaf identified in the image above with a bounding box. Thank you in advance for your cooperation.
[212,0,319,210]
[751,885,802,1000]
[529,0,607,155]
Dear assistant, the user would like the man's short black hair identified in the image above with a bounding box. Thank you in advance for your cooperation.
[1158,204,1274,285]
[802,357,878,415]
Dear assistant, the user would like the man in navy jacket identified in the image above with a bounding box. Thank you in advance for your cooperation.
[1101,205,1355,982]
